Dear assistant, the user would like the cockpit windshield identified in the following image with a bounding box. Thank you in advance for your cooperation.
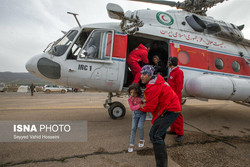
[66,31,89,60]
[49,30,78,56]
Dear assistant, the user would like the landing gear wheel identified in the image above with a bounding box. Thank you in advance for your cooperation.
[108,102,126,119]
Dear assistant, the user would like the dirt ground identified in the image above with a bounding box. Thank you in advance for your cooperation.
[0,92,249,167]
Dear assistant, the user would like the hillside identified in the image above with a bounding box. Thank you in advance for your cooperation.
[0,72,51,85]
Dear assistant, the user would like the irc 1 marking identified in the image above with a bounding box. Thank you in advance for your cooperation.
[78,64,92,71]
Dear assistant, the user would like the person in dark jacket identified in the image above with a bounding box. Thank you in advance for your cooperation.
[127,44,150,83]
[148,41,168,65]
[30,83,35,96]
[152,55,168,77]
[139,65,181,167]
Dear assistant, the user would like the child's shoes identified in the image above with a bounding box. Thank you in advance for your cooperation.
[138,140,145,148]
[128,144,134,153]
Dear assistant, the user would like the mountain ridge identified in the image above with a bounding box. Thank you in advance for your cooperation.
[0,72,50,85]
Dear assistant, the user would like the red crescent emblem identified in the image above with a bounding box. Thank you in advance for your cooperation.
[161,15,168,21]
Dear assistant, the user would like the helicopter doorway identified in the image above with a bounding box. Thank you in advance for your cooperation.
[123,35,169,87]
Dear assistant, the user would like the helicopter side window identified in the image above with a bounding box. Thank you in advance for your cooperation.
[50,30,78,57]
[232,61,240,72]
[215,58,224,70]
[78,30,113,61]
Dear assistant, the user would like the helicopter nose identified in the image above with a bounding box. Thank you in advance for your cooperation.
[25,56,38,74]
[26,54,61,79]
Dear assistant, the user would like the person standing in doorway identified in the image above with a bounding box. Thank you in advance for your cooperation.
[126,44,150,83]
[139,65,181,167]
[167,57,184,142]
[152,55,168,77]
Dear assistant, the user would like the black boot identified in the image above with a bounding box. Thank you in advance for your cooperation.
[153,143,168,167]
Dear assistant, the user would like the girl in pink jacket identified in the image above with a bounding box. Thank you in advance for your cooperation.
[127,83,146,153]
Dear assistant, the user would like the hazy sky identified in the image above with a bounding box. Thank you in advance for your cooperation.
[0,0,249,72]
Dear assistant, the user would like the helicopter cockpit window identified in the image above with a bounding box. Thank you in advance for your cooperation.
[78,30,113,61]
[67,32,88,60]
[50,30,78,57]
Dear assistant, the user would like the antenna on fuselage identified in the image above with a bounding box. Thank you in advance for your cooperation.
[67,12,81,28]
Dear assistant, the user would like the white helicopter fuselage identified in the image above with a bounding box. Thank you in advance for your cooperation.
[26,6,250,119]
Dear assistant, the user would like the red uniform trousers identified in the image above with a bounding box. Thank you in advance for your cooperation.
[170,97,184,135]
[127,61,141,83]
[170,113,184,135]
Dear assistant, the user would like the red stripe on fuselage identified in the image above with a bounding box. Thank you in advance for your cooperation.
[170,42,250,77]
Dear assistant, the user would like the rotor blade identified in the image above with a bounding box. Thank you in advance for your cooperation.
[129,0,178,7]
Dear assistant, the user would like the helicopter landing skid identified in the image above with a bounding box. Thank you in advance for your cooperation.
[104,92,126,119]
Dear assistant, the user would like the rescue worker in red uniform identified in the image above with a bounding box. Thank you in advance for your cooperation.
[167,57,184,142]
[127,44,150,83]
[139,65,181,167]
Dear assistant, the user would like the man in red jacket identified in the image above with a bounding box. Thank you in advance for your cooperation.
[167,57,184,142]
[139,65,181,167]
[127,44,150,83]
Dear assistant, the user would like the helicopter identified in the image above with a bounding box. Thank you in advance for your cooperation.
[26,0,250,119]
